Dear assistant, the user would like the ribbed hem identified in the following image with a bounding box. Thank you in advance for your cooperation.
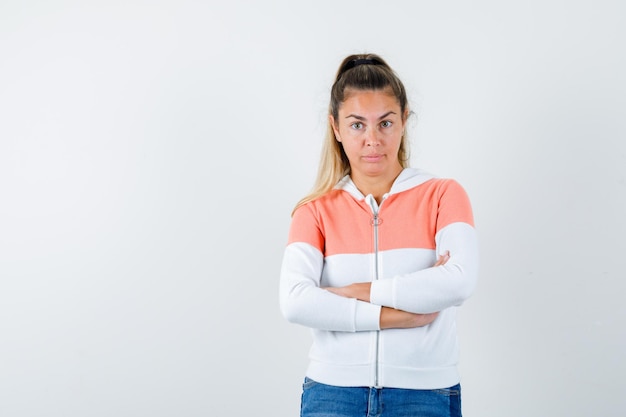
[378,365,460,389]
[306,360,460,389]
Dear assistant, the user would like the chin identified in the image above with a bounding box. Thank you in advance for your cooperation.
[362,166,388,177]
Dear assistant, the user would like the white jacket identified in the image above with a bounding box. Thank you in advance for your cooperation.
[280,168,479,389]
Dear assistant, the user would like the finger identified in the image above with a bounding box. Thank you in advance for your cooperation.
[434,251,450,266]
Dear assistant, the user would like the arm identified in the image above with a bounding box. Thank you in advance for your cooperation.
[280,241,381,332]
[325,252,449,328]
[279,201,447,332]
[281,243,440,330]
[380,307,439,329]
[329,225,477,315]
[325,180,479,315]
[370,180,479,314]
[279,203,382,332]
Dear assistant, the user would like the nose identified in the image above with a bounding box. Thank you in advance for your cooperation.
[366,129,380,146]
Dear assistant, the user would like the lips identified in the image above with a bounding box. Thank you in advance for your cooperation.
[362,154,384,162]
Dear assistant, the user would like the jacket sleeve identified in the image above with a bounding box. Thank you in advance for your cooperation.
[370,180,479,314]
[279,204,381,332]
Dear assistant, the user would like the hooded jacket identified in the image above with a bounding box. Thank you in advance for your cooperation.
[280,168,479,389]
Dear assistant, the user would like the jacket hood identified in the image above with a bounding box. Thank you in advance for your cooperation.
[334,168,436,200]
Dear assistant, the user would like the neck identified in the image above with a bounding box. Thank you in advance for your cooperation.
[351,166,403,204]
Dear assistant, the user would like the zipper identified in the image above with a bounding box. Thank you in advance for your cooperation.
[367,194,387,388]
[372,211,381,388]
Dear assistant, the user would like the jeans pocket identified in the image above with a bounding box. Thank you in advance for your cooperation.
[433,384,462,417]
[434,383,461,397]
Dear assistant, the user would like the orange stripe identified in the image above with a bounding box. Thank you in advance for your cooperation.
[288,179,474,257]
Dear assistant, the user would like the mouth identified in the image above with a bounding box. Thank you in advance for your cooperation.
[362,154,384,162]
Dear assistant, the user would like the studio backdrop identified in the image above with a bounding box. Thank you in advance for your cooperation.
[1,1,624,416]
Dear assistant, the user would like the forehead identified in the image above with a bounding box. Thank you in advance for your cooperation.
[339,88,400,114]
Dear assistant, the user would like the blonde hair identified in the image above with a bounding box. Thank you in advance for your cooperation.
[293,53,411,214]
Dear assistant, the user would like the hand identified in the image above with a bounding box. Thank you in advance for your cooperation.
[380,307,439,329]
[324,252,450,300]
[325,282,371,302]
[377,252,446,328]
[434,250,450,267]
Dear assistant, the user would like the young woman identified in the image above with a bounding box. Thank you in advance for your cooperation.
[279,53,479,417]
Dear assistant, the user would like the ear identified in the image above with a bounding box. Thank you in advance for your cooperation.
[329,115,341,142]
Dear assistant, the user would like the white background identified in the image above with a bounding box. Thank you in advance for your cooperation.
[1,1,625,416]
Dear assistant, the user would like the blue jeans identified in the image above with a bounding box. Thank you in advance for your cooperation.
[300,378,462,417]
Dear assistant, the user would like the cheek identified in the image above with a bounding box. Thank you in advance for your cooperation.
[339,129,362,144]
[342,142,363,159]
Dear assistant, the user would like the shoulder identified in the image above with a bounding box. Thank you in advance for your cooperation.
[397,176,474,227]
[292,188,355,224]
[396,175,468,198]
[431,179,474,227]
[431,178,469,195]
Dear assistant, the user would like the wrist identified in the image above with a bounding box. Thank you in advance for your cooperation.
[356,282,371,302]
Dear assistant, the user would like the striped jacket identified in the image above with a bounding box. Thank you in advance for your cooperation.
[280,168,479,389]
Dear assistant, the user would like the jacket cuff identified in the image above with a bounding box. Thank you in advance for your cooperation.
[355,302,381,331]
[370,279,395,309]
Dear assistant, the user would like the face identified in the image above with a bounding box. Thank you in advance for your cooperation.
[331,89,406,182]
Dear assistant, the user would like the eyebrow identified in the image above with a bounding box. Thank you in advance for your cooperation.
[345,111,397,120]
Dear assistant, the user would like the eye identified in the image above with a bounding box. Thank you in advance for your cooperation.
[350,122,363,130]
[380,120,393,128]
